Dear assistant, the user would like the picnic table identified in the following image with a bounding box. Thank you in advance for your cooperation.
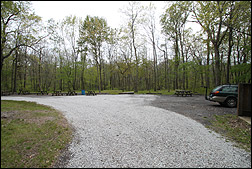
[1,91,11,96]
[86,90,96,96]
[66,90,77,96]
[52,90,63,96]
[18,89,30,95]
[37,90,48,95]
[174,90,193,97]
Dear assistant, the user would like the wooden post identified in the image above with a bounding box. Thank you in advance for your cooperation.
[238,83,251,116]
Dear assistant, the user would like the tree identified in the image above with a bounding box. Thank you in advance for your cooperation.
[143,2,159,91]
[2,1,250,94]
[1,1,44,74]
[192,1,251,85]
[79,15,109,93]
[192,1,230,86]
[160,1,191,89]
[106,28,120,90]
[62,15,80,90]
[121,1,144,92]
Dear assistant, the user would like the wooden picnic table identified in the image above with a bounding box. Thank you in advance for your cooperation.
[18,89,30,95]
[37,90,48,95]
[174,90,192,97]
[86,90,96,96]
[66,90,77,96]
[1,91,11,96]
[52,90,63,96]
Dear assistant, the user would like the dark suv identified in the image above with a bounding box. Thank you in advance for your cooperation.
[207,85,238,108]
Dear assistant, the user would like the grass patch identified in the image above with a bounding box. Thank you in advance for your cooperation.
[208,114,251,152]
[136,89,176,95]
[1,100,72,168]
[92,89,177,95]
[66,89,201,95]
[98,90,124,95]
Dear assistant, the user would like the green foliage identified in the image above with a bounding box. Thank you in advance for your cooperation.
[1,1,41,54]
[79,15,109,50]
[231,63,251,82]
[160,1,191,39]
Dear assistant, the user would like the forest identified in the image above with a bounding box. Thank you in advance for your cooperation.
[1,1,251,94]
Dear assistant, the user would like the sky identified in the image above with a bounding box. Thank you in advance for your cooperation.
[31,1,167,29]
[31,1,201,56]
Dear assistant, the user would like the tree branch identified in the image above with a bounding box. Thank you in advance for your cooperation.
[4,11,20,26]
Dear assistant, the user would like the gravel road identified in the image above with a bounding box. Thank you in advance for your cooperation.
[1,95,251,168]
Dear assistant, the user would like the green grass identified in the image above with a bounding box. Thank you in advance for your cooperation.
[208,114,251,152]
[97,89,124,95]
[1,100,53,111]
[92,89,178,95]
[92,89,205,95]
[1,100,72,168]
[136,89,176,95]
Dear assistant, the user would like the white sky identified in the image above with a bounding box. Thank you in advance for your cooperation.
[31,1,167,29]
[31,1,201,57]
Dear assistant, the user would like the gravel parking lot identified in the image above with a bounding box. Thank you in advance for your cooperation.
[150,94,237,126]
[1,95,251,168]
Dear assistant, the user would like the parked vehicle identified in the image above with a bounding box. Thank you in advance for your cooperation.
[204,85,238,108]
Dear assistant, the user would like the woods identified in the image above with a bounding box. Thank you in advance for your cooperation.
[1,1,251,94]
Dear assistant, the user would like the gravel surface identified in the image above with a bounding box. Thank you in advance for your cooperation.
[150,95,238,126]
[1,95,251,168]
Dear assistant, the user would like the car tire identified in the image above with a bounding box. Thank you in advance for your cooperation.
[225,97,237,108]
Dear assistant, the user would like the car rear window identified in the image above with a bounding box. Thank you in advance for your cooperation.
[222,86,238,92]
[212,85,223,92]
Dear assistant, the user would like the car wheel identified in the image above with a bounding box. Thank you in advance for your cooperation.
[225,97,237,108]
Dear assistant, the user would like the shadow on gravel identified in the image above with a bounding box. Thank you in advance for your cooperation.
[150,95,237,127]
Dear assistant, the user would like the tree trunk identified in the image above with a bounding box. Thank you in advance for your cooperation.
[163,50,167,90]
[153,42,157,91]
[81,54,86,90]
[24,60,27,90]
[179,29,185,90]
[11,58,15,93]
[53,66,56,91]
[214,44,221,86]
[73,58,77,90]
[175,31,180,89]
[226,27,233,84]
[103,60,106,90]
[13,49,18,93]
[133,43,138,93]
[38,50,42,91]
[99,63,102,92]
[60,56,63,91]
[206,36,210,88]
